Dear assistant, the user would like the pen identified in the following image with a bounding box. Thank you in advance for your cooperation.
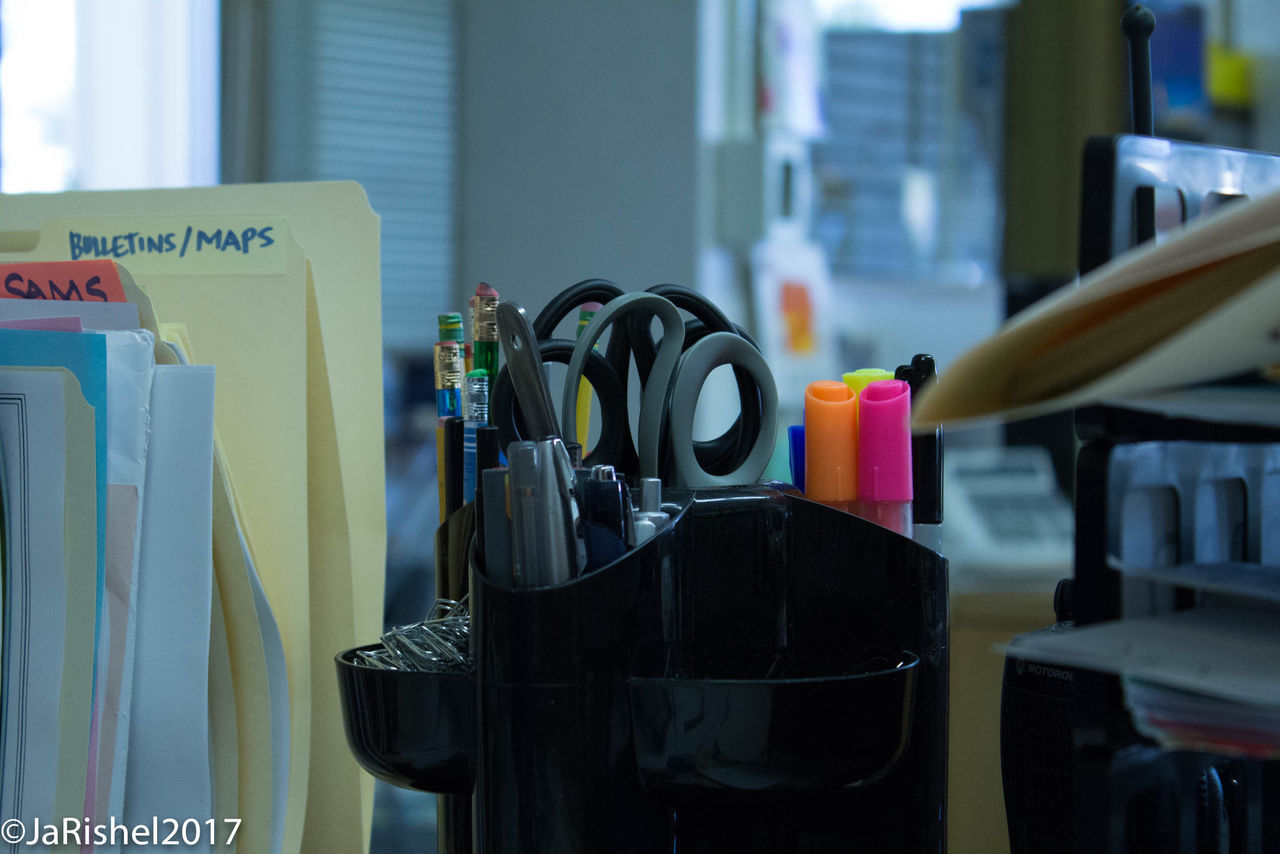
[507,438,579,587]
[855,379,913,537]
[472,282,500,392]
[476,424,501,474]
[908,354,943,526]
[508,442,541,587]
[462,370,489,504]
[631,477,670,545]
[582,466,626,572]
[803,380,858,513]
[481,466,512,587]
[443,416,465,518]
[788,424,805,492]
[575,301,602,449]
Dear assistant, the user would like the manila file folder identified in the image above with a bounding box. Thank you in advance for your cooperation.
[0,185,383,854]
[913,186,1280,427]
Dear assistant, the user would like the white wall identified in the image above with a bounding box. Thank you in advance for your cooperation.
[457,1,703,318]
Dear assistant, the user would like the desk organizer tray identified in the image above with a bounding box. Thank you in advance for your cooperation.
[338,485,949,854]
[335,644,475,794]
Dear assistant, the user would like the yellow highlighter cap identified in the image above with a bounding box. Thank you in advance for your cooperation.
[843,368,895,397]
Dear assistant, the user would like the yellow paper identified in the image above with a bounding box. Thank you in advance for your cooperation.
[208,570,240,848]
[301,268,365,853]
[165,323,276,854]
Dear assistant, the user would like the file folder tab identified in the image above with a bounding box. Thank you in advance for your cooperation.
[0,259,126,302]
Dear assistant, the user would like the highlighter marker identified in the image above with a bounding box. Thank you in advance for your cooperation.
[803,380,858,513]
[843,368,894,397]
[856,379,913,537]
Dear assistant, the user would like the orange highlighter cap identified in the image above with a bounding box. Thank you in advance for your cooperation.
[803,380,858,503]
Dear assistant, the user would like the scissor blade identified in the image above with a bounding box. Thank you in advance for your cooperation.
[497,300,561,440]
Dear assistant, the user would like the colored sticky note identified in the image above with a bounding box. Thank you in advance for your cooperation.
[0,260,127,302]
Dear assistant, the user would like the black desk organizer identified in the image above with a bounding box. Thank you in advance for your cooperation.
[338,485,949,852]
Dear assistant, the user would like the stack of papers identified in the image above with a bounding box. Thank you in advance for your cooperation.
[1007,606,1280,760]
[1126,678,1280,759]
[913,187,1280,427]
[0,182,385,854]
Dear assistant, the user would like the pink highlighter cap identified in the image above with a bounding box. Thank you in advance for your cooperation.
[857,380,913,501]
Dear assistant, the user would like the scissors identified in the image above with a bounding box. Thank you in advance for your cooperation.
[492,280,777,487]
[563,291,776,487]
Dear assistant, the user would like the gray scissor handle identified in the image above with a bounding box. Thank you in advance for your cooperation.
[561,293,685,479]
[666,332,777,487]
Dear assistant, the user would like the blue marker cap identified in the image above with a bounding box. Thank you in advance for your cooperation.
[788,424,805,492]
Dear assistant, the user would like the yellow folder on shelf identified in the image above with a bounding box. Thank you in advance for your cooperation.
[913,187,1280,428]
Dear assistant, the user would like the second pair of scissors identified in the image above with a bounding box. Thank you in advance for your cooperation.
[559,288,777,488]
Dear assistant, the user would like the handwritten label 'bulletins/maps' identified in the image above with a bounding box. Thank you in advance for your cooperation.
[69,225,275,261]
[0,260,127,302]
[48,215,290,278]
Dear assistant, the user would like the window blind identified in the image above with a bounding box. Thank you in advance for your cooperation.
[303,0,456,353]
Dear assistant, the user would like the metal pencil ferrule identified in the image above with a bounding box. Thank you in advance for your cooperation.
[435,341,464,388]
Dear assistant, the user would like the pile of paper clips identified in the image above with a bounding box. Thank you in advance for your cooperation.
[354,596,472,673]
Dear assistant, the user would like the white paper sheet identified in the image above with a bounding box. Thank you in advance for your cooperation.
[123,365,215,854]
[0,369,68,851]
[1006,606,1280,707]
[92,331,155,854]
